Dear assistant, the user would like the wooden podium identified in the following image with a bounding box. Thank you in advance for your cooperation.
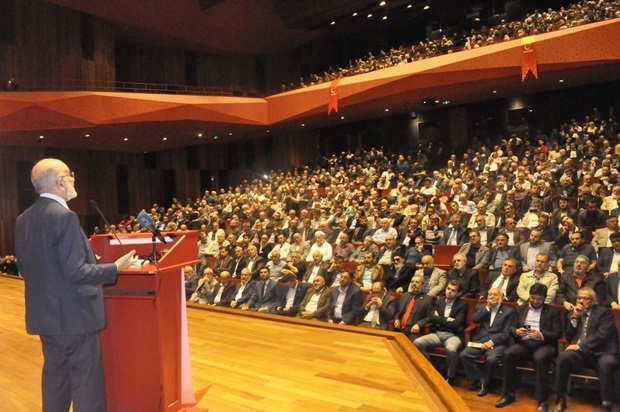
[90,231,200,412]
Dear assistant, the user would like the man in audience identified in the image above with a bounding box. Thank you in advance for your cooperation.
[414,279,468,386]
[403,255,447,297]
[458,230,491,270]
[307,230,333,262]
[245,267,281,312]
[213,245,234,275]
[556,255,605,309]
[274,273,308,317]
[446,253,480,298]
[328,270,363,325]
[304,251,330,284]
[488,233,520,270]
[290,232,311,261]
[207,271,235,306]
[495,284,562,411]
[393,275,434,342]
[351,235,379,263]
[591,215,619,252]
[353,251,384,291]
[459,288,515,397]
[357,282,397,330]
[269,232,291,260]
[441,215,469,246]
[517,253,559,305]
[553,287,620,412]
[266,249,287,281]
[333,233,355,262]
[482,257,520,302]
[298,275,332,321]
[520,229,555,271]
[230,246,248,278]
[246,244,267,280]
[556,232,597,276]
[280,251,307,281]
[385,252,416,292]
[230,268,255,309]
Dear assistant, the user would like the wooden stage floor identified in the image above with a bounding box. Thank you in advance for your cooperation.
[0,276,606,411]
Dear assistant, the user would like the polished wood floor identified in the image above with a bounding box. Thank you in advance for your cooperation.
[0,275,609,411]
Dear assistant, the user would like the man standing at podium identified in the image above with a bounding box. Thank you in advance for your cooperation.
[15,158,137,412]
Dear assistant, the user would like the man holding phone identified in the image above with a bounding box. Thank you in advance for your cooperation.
[495,284,561,411]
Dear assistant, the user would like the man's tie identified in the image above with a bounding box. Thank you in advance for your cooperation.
[400,294,416,327]
[577,313,589,344]
[497,276,506,294]
[371,306,379,328]
[263,281,268,297]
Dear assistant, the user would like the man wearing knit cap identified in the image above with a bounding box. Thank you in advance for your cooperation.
[555,255,605,310]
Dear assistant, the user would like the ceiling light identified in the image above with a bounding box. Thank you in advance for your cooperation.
[340,116,345,120]
[380,1,386,6]
[123,138,128,141]
[492,90,497,94]
[407,4,412,8]
[382,16,388,20]
[301,123,305,127]
[197,133,203,137]
[162,137,167,141]
[352,12,358,17]
[38,135,44,139]
[331,21,336,25]
[384,108,389,112]
[229,132,233,136]
[85,134,90,137]
[424,5,430,10]
[559,79,564,83]
[213,135,219,140]
[367,13,373,18]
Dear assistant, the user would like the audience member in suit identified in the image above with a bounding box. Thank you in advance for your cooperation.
[274,273,308,317]
[440,215,470,246]
[577,199,608,227]
[550,196,578,229]
[280,251,307,281]
[519,229,556,271]
[190,268,218,304]
[594,231,620,275]
[245,244,268,280]
[256,235,273,259]
[556,255,606,309]
[244,267,281,312]
[357,282,397,330]
[605,261,620,308]
[213,246,234,275]
[393,275,435,342]
[553,287,620,412]
[556,231,597,276]
[469,214,498,246]
[554,216,584,250]
[482,257,520,302]
[328,270,363,325]
[230,246,249,278]
[351,235,379,263]
[458,229,491,270]
[495,283,562,411]
[297,218,316,243]
[591,216,619,252]
[304,251,330,284]
[206,271,236,306]
[488,232,521,270]
[402,255,447,297]
[502,218,527,247]
[446,253,480,298]
[299,275,332,321]
[414,279,469,385]
[385,253,416,292]
[14,158,138,412]
[184,266,200,301]
[229,268,256,309]
[353,251,385,290]
[350,215,373,243]
[459,288,515,397]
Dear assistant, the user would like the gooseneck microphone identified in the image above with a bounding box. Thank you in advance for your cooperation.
[90,199,128,254]
[137,211,167,244]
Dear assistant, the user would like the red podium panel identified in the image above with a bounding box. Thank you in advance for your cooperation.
[90,231,199,412]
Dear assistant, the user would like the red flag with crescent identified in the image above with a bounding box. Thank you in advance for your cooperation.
[328,79,340,115]
[521,39,538,81]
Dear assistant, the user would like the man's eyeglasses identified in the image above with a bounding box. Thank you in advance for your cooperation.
[58,172,75,181]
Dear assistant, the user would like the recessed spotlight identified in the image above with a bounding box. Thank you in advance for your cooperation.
[492,90,497,94]
[301,123,305,127]
[407,4,412,8]
[341,116,345,120]
[331,21,336,25]
[367,13,373,18]
[559,79,564,83]
[213,135,219,140]
[85,134,90,137]
[229,132,233,136]
[198,133,203,137]
[123,138,128,141]
[384,108,389,112]
[424,5,430,10]
[352,12,358,16]
[382,16,388,20]
[38,135,44,139]
[379,1,386,6]
[529,109,533,113]
[162,137,167,141]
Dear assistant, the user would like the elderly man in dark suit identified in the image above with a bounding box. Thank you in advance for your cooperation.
[15,158,137,412]
[393,275,434,342]
[229,268,255,309]
[207,271,236,306]
[482,257,520,302]
[556,255,606,310]
[357,282,397,330]
[553,287,620,412]
[495,284,562,411]
[459,288,515,397]
[594,231,620,276]
[414,279,469,386]
[328,270,363,325]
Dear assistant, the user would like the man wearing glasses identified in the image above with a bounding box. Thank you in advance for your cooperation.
[552,288,619,412]
[15,158,137,412]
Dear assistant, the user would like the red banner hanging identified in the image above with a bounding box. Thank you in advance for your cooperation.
[328,79,340,115]
[521,38,538,82]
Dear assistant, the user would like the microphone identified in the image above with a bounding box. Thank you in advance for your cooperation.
[90,199,127,254]
[137,211,167,244]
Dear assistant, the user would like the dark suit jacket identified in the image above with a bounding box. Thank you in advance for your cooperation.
[556,272,605,306]
[257,243,273,259]
[595,247,618,274]
[605,272,620,306]
[248,279,281,309]
[299,287,332,321]
[303,261,330,284]
[329,285,363,325]
[565,305,619,356]
[277,281,308,316]
[297,227,316,243]
[483,271,520,302]
[385,264,416,291]
[428,297,468,337]
[246,256,267,280]
[15,197,118,335]
[446,268,480,298]
[232,280,256,305]
[207,282,236,306]
[470,303,515,346]
[230,256,249,278]
[440,226,470,245]
[395,292,434,331]
[357,293,397,330]
[511,302,562,346]
[213,255,234,275]
[488,246,521,269]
